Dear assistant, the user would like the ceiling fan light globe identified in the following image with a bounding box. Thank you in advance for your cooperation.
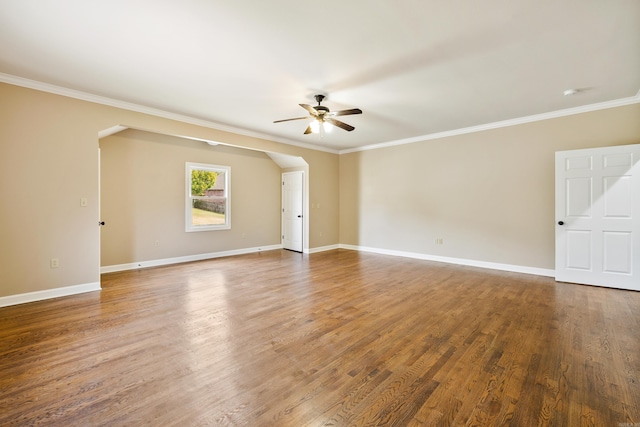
[323,122,333,133]
[310,120,320,134]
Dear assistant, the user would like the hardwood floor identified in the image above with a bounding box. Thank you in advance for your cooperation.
[1,249,638,426]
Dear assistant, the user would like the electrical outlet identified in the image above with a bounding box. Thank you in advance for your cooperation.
[50,258,60,268]
[435,238,444,245]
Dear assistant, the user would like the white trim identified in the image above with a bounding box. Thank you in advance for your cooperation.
[3,73,638,157]
[100,244,283,273]
[107,241,553,278]
[0,72,338,154]
[339,244,555,277]
[339,91,640,154]
[2,245,554,306]
[98,125,128,139]
[0,282,101,308]
[307,244,340,254]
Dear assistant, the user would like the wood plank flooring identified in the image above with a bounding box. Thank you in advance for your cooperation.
[1,249,639,426]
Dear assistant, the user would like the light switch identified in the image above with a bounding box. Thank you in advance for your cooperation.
[80,197,88,207]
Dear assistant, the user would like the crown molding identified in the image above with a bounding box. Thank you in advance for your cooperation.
[339,90,640,154]
[0,73,339,154]
[3,73,637,157]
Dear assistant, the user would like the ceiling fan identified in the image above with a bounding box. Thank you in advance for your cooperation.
[274,94,362,134]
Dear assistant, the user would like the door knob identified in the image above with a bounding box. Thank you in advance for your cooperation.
[98,221,105,226]
[297,215,302,218]
[558,221,564,225]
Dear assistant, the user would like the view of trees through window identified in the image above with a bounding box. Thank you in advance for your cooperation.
[191,170,217,197]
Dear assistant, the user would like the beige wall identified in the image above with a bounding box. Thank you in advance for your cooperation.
[100,130,282,266]
[340,104,640,269]
[0,82,340,298]
[1,80,638,300]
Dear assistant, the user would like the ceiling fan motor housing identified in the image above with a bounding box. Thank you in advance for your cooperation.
[314,94,329,113]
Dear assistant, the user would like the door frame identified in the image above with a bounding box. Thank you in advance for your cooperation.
[281,170,305,253]
[555,143,640,290]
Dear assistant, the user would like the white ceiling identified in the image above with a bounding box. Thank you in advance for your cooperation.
[1,0,638,152]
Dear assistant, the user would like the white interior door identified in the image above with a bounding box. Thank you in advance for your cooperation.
[282,171,304,252]
[555,144,640,290]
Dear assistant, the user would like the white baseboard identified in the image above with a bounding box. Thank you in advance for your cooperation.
[101,244,283,274]
[339,244,555,277]
[0,282,101,308]
[307,244,340,254]
[2,244,552,308]
[104,242,553,278]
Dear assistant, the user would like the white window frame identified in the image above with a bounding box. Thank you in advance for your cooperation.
[185,162,231,232]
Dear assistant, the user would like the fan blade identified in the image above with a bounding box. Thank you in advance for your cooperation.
[303,125,313,134]
[273,116,309,123]
[299,104,319,116]
[325,117,355,132]
[331,108,362,117]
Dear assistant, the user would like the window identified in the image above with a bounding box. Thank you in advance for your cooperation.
[185,162,230,232]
